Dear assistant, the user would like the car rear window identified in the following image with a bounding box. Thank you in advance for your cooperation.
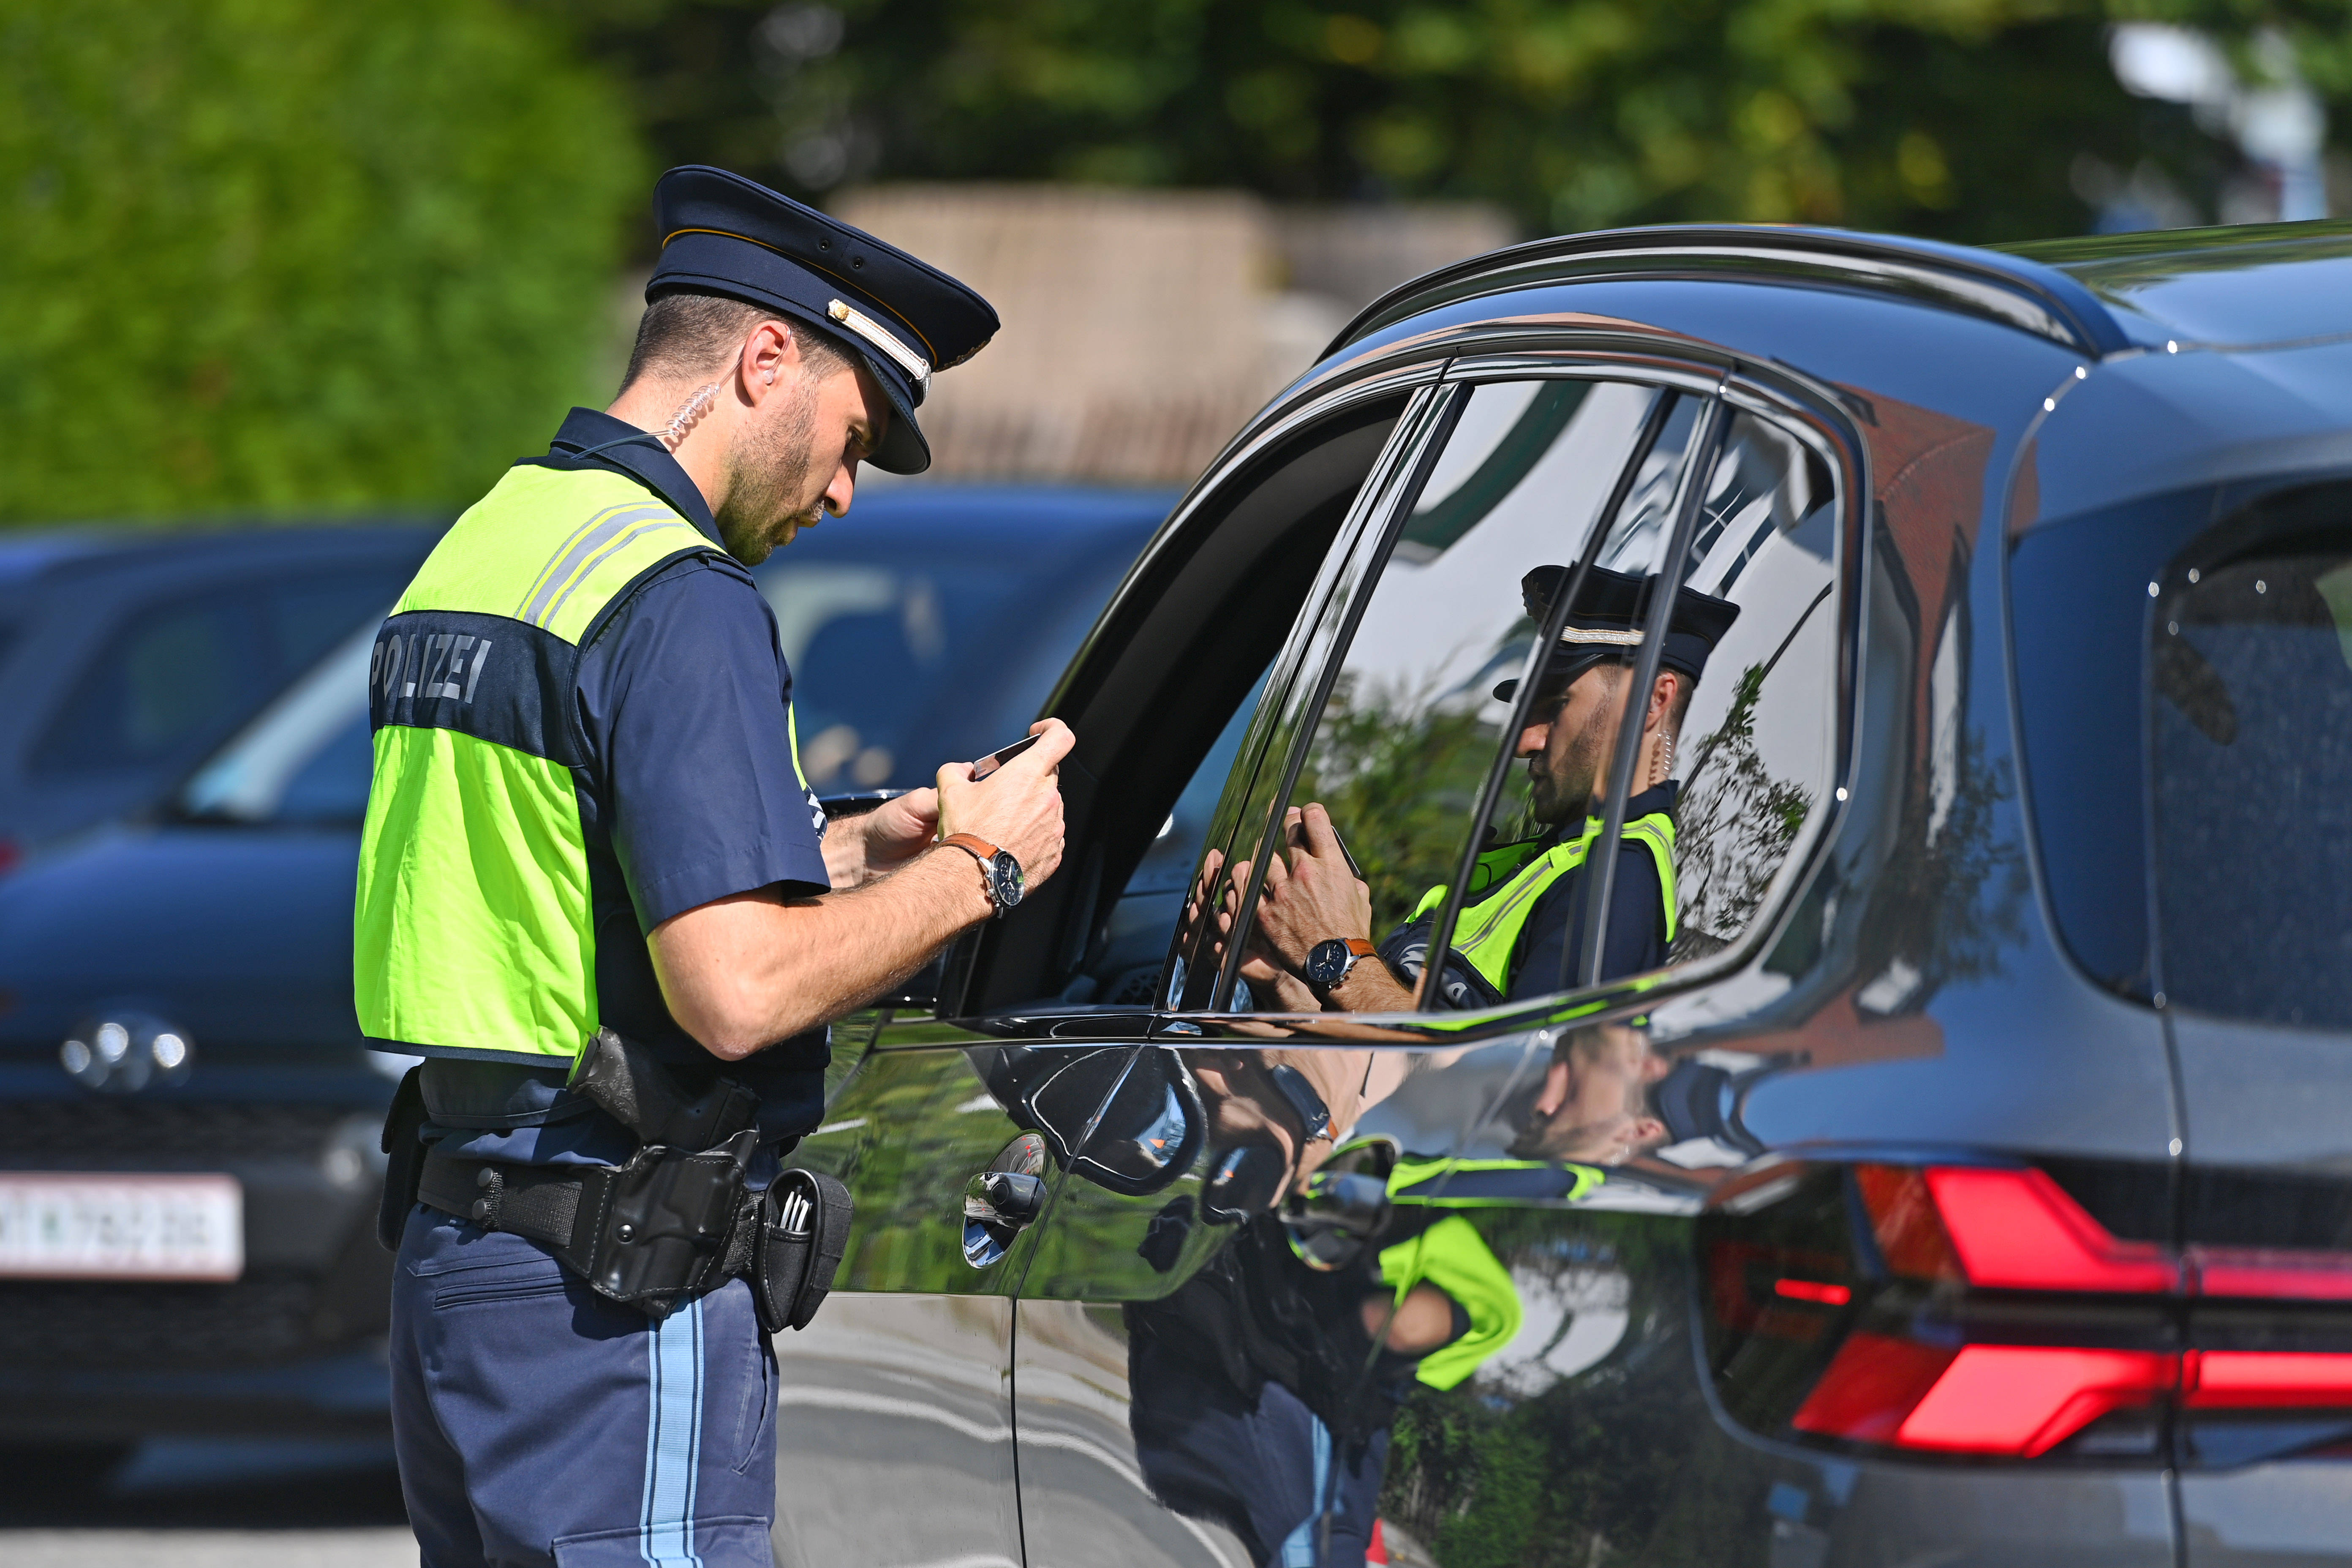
[2151,534,2352,1027]
[2012,477,2352,1028]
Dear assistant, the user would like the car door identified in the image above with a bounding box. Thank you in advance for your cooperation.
[768,381,1427,1564]
[1007,367,1759,1568]
[768,1024,1082,1568]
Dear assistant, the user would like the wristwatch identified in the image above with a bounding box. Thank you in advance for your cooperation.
[1303,936,1377,992]
[940,833,1025,918]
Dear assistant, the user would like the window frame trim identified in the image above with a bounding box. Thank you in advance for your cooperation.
[1160,346,1871,1043]
[1190,383,1469,1011]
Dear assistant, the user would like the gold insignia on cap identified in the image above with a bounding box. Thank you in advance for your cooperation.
[827,299,930,394]
[937,334,993,371]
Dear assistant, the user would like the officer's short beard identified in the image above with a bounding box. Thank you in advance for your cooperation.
[1528,680,1618,827]
[716,374,823,566]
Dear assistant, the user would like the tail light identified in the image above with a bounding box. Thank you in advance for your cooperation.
[1703,1159,2352,1463]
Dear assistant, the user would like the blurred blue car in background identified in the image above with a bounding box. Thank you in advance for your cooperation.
[0,484,1170,1447]
[0,526,438,872]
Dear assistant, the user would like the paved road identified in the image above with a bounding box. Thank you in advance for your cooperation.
[0,1441,414,1568]
[0,1527,416,1567]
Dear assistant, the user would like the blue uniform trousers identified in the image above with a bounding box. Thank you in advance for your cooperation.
[390,1205,778,1567]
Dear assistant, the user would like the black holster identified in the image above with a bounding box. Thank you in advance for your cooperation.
[377,1065,428,1252]
[552,1129,760,1315]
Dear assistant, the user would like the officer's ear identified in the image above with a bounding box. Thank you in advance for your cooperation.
[1643,670,1682,733]
[1531,1057,1576,1118]
[1623,1116,1668,1157]
[739,318,798,404]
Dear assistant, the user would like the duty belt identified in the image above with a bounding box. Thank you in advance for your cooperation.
[418,1151,596,1256]
[385,1027,853,1331]
[418,1135,757,1313]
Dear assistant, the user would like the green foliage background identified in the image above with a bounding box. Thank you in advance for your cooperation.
[1289,674,1506,937]
[569,0,2352,240]
[0,0,644,524]
[8,0,2351,525]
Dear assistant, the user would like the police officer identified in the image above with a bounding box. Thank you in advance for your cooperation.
[1245,564,1737,1011]
[356,166,1072,1567]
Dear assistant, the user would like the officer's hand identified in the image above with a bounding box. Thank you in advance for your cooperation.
[1249,804,1372,970]
[1175,847,1235,975]
[1237,934,1319,1013]
[936,718,1073,890]
[861,787,939,875]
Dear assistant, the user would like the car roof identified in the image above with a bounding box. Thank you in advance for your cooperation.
[1329,219,2352,362]
[0,531,134,588]
[0,520,441,592]
[2004,220,2352,351]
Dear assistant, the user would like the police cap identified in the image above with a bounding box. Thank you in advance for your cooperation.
[1493,564,1742,702]
[649,166,1000,475]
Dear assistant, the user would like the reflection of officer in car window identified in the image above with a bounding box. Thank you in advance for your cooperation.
[1248,565,1740,1011]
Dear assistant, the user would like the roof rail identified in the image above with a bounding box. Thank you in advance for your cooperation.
[1328,223,2134,361]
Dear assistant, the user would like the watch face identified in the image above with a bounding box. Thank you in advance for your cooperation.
[1304,938,1351,988]
[989,851,1025,909]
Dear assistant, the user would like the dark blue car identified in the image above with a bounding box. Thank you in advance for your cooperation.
[0,485,1168,1447]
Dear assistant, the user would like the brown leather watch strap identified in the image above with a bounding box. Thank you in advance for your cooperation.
[940,833,1013,917]
[939,832,1002,862]
[1340,937,1376,959]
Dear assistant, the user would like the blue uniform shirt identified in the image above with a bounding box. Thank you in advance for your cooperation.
[420,409,831,1166]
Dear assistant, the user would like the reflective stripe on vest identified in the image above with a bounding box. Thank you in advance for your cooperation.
[1406,811,1677,996]
[353,465,724,1065]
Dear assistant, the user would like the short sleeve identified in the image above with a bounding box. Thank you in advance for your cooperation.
[577,557,830,932]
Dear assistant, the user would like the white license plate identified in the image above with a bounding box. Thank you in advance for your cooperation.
[0,1173,244,1281]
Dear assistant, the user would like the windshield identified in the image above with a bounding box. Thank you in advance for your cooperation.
[755,528,1145,790]
[177,618,378,825]
[171,490,1169,822]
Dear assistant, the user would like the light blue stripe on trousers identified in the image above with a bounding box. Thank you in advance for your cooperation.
[641,1298,707,1568]
[1277,1410,1334,1566]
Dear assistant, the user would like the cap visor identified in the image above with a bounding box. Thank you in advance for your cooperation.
[1496,648,1617,703]
[861,354,931,475]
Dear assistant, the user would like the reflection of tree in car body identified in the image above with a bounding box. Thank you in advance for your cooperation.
[1670,659,1815,961]
[1850,719,2028,1011]
[1376,1205,1697,1568]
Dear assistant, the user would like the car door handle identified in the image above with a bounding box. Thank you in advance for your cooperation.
[964,1170,1045,1229]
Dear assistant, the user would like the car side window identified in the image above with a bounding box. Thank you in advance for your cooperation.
[1664,410,1840,962]
[31,592,252,774]
[971,392,1410,1018]
[1076,663,1270,1006]
[1221,378,1705,1014]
